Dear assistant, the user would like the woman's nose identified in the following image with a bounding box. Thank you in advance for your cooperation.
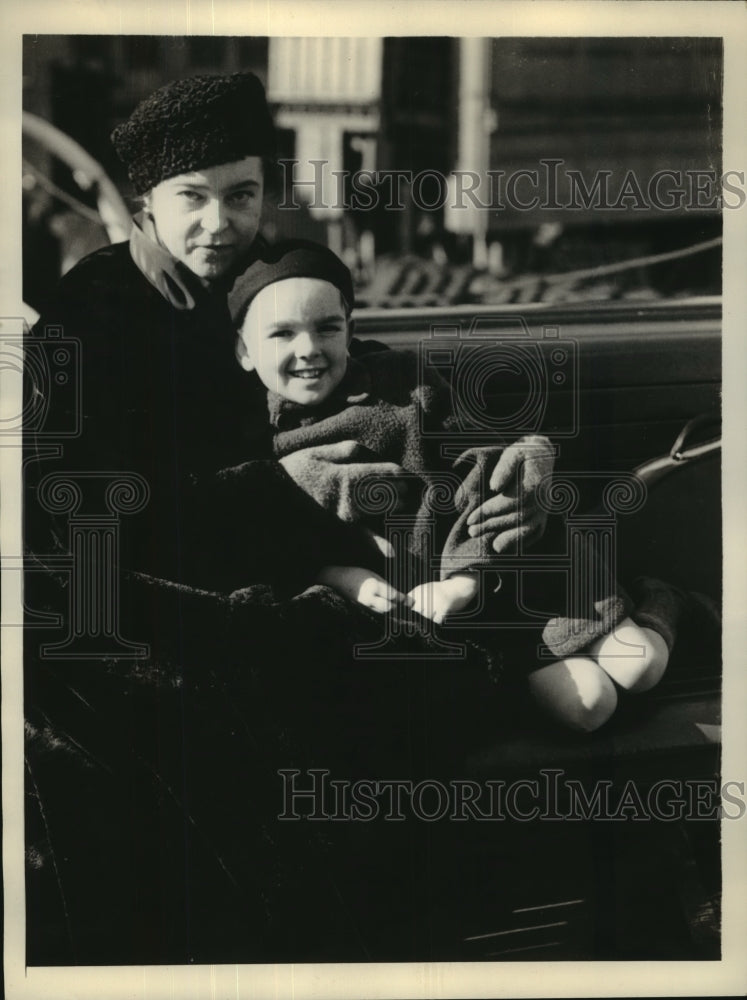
[200,198,229,234]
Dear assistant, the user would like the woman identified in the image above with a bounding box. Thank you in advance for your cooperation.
[24,72,553,964]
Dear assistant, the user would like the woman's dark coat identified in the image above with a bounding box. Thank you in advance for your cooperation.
[23,238,503,965]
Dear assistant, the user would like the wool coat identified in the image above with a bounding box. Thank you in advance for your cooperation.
[269,349,507,588]
[268,348,630,657]
[22,226,505,965]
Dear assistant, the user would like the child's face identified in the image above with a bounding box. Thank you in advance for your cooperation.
[239,277,351,407]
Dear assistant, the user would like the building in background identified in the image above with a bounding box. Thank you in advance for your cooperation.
[22,35,722,310]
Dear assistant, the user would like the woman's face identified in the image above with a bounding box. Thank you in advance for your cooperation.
[145,157,264,282]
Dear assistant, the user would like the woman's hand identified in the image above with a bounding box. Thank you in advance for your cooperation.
[317,565,413,614]
[466,435,555,552]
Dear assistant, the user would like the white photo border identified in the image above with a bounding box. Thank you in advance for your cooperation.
[2,2,746,998]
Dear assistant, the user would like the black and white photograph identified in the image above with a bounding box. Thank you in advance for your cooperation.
[2,2,746,998]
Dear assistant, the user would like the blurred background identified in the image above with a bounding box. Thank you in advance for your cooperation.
[22,35,723,313]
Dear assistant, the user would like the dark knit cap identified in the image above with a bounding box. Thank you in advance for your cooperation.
[111,72,276,194]
[229,239,355,326]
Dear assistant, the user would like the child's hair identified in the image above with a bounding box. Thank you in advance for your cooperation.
[229,239,355,330]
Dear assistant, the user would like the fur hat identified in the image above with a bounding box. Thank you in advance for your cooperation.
[229,240,355,326]
[111,72,276,194]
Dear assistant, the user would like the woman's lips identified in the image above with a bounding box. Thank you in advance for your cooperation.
[196,245,235,255]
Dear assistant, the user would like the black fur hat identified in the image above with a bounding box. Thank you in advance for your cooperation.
[111,72,276,194]
[229,240,355,327]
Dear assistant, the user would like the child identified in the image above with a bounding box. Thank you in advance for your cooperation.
[230,240,685,732]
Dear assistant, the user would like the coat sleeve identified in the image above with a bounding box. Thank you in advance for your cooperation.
[23,257,379,655]
[391,351,553,574]
[437,446,507,579]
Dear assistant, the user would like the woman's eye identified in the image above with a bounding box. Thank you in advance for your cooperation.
[178,190,203,203]
[228,190,256,207]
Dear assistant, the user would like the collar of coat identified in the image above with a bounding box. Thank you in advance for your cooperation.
[128,215,266,311]
[266,357,373,431]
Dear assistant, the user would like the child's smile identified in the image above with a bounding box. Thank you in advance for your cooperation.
[240,277,350,407]
[288,365,329,380]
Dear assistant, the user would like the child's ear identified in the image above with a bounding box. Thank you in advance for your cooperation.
[236,336,255,372]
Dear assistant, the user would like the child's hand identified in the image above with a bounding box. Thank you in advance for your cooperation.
[317,565,413,614]
[407,573,480,624]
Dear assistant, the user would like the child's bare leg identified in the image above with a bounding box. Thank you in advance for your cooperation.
[529,618,667,731]
[586,617,669,693]
[528,656,618,732]
[529,578,720,731]
[408,572,480,624]
[587,576,720,693]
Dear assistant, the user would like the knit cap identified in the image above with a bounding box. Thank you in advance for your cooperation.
[229,240,355,326]
[111,72,276,194]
